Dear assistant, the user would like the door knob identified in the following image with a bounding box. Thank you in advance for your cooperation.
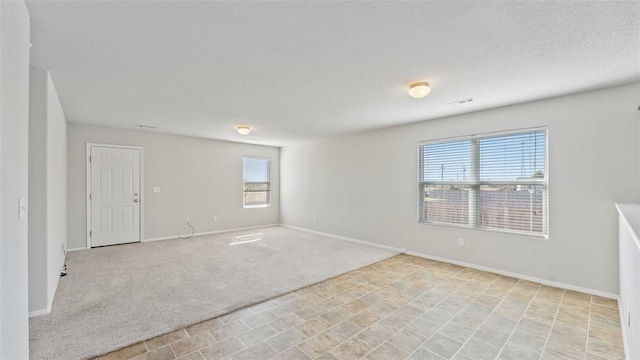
[134,199,139,202]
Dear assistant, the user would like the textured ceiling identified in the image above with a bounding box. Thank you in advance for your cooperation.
[26,1,640,146]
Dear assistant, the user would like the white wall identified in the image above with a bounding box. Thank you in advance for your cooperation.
[67,124,280,249]
[0,1,31,358]
[28,67,67,315]
[281,82,640,295]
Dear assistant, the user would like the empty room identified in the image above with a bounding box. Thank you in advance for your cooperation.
[1,1,640,359]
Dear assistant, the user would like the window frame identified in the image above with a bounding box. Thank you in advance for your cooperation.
[417,127,548,238]
[243,156,271,208]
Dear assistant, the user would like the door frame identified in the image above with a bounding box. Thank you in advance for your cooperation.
[86,143,144,248]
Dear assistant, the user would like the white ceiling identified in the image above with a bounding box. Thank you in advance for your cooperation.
[26,1,640,147]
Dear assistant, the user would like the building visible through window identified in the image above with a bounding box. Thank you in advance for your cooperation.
[243,157,271,207]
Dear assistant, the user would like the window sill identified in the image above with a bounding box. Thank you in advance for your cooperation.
[243,204,271,209]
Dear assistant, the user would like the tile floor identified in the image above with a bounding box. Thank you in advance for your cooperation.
[97,254,625,360]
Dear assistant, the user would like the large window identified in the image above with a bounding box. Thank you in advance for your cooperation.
[243,157,271,207]
[418,129,547,236]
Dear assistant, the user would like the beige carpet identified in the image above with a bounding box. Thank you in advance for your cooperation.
[29,226,398,359]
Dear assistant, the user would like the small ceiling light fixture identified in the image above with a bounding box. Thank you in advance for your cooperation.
[237,125,251,135]
[408,81,431,98]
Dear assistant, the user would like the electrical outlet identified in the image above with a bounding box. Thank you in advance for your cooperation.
[313,216,318,222]
[458,238,464,247]
[213,216,218,223]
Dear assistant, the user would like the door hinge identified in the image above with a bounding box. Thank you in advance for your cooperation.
[89,230,92,237]
[89,155,92,162]
[89,193,92,200]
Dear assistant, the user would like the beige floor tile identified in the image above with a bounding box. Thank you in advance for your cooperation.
[267,328,307,353]
[472,324,510,348]
[422,333,463,359]
[499,342,540,360]
[269,313,306,333]
[297,332,340,359]
[186,318,225,336]
[347,310,380,328]
[236,324,278,347]
[320,307,353,325]
[437,321,475,344]
[591,296,618,309]
[209,321,250,342]
[129,345,176,360]
[170,333,216,358]
[296,317,333,337]
[176,352,204,360]
[199,337,246,360]
[98,342,147,360]
[458,338,501,360]
[295,304,327,321]
[508,327,547,354]
[242,310,277,328]
[329,337,372,360]
[365,341,409,360]
[387,328,426,353]
[541,347,583,360]
[271,346,311,360]
[586,337,625,360]
[356,323,394,348]
[406,348,445,360]
[230,342,277,360]
[591,304,620,319]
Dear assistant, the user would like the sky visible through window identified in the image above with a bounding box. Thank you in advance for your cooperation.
[421,131,545,182]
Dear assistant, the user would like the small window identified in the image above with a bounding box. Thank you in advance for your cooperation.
[418,128,547,236]
[243,157,270,207]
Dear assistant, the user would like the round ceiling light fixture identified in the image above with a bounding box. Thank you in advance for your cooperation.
[408,81,431,98]
[237,125,251,135]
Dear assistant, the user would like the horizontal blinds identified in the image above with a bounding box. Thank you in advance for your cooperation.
[479,131,545,183]
[419,129,547,236]
[420,140,471,182]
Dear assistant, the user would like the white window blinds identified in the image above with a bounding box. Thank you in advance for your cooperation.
[419,129,547,236]
[243,157,271,207]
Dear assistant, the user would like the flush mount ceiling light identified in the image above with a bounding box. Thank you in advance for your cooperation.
[237,125,251,135]
[408,81,431,98]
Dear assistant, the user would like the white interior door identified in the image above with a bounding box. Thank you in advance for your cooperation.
[89,146,141,247]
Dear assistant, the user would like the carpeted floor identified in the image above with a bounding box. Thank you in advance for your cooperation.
[29,226,398,359]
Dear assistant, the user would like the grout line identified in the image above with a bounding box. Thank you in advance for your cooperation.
[446,271,520,359]
[539,288,565,358]
[584,295,593,360]
[403,264,503,359]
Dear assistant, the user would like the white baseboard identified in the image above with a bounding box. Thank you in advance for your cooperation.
[29,307,50,318]
[280,224,405,253]
[406,250,619,300]
[143,223,281,243]
[68,224,282,250]
[66,247,88,252]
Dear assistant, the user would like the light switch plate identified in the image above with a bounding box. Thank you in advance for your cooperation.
[153,187,160,193]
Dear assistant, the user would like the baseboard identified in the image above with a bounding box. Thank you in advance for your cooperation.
[280,224,406,253]
[67,247,88,252]
[143,223,281,243]
[406,250,619,299]
[29,307,50,318]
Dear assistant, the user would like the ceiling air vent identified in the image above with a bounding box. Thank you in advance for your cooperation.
[449,98,474,106]
[135,124,158,129]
